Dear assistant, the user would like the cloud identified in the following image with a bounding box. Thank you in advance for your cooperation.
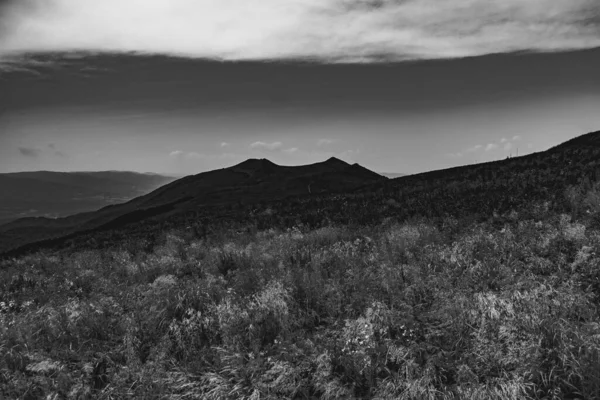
[446,152,463,158]
[250,141,284,151]
[188,152,239,161]
[46,143,68,157]
[169,149,239,161]
[0,0,598,65]
[485,143,498,151]
[220,142,230,147]
[18,147,40,157]
[504,142,513,151]
[317,139,334,147]
[500,138,508,143]
[466,144,483,152]
[512,135,522,141]
[186,152,203,159]
[283,147,299,154]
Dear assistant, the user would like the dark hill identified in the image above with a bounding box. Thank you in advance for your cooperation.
[0,158,385,253]
[549,129,600,150]
[233,158,280,173]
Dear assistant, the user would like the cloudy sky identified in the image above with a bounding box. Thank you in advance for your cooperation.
[1,0,599,175]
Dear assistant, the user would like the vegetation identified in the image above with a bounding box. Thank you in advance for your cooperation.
[2,178,600,398]
[1,132,600,399]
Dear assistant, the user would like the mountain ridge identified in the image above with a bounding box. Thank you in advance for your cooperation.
[0,158,385,253]
[2,130,599,256]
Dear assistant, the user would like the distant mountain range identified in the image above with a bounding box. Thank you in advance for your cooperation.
[0,158,386,253]
[0,171,177,226]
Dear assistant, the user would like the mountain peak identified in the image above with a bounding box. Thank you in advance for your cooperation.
[323,157,350,167]
[233,158,279,170]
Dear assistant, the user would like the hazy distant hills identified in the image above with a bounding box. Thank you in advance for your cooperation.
[0,158,385,253]
[0,171,177,226]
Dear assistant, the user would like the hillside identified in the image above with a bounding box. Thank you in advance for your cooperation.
[0,158,385,254]
[3,132,600,257]
[0,171,176,226]
[2,131,600,399]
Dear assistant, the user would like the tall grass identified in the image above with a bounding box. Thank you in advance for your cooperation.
[2,198,600,399]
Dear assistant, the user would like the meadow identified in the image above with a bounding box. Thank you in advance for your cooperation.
[2,180,600,399]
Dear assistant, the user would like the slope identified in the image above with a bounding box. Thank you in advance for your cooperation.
[24,129,599,258]
[0,158,386,253]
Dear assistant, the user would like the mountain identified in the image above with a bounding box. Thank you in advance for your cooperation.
[0,171,177,226]
[3,132,600,400]
[0,158,385,253]
[355,130,600,221]
[38,130,600,254]
[3,130,600,257]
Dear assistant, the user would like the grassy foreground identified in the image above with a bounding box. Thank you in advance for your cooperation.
[2,186,600,399]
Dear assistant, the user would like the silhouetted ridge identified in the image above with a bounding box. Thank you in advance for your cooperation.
[322,157,350,169]
[550,130,600,150]
[325,156,348,164]
[0,157,385,253]
[233,158,279,169]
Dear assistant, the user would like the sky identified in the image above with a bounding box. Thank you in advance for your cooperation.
[0,0,599,175]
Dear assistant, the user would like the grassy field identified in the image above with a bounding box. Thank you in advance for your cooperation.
[2,180,600,399]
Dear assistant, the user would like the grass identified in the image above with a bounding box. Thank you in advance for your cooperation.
[2,186,600,399]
